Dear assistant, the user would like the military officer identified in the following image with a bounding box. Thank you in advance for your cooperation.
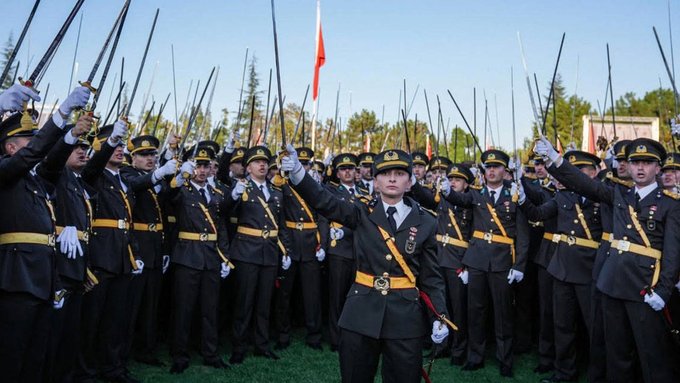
[411,151,429,184]
[282,146,451,383]
[440,149,530,377]
[228,145,292,364]
[535,136,680,382]
[357,152,376,195]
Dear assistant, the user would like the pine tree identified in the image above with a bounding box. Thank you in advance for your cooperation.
[1,33,16,90]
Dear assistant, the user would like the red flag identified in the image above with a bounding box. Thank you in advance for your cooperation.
[312,1,325,101]
[426,135,432,158]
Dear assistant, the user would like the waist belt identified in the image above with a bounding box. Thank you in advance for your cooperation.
[473,230,514,245]
[56,226,89,243]
[92,219,129,230]
[0,232,56,247]
[543,232,555,241]
[355,270,416,295]
[237,226,278,239]
[285,221,318,231]
[178,232,217,242]
[436,233,469,249]
[602,232,612,242]
[167,216,177,223]
[551,233,599,249]
[611,239,661,260]
[132,222,164,232]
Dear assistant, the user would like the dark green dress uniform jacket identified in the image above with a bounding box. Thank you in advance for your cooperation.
[293,173,448,339]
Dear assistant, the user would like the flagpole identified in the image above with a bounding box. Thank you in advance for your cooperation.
[311,98,318,152]
[311,0,325,153]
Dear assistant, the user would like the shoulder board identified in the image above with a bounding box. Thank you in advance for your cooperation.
[470,185,482,190]
[420,206,437,217]
[357,195,371,204]
[610,176,634,188]
[663,189,680,200]
[271,185,282,192]
[213,187,224,196]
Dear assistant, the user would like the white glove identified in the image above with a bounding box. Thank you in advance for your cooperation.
[281,144,305,185]
[220,262,230,279]
[410,174,417,187]
[309,169,322,183]
[281,255,291,270]
[53,290,66,310]
[316,248,326,262]
[132,260,144,275]
[330,227,344,241]
[430,320,449,344]
[675,279,680,293]
[323,154,333,166]
[162,255,170,274]
[533,136,560,163]
[0,83,41,113]
[440,177,451,196]
[643,291,666,311]
[517,181,526,205]
[507,269,524,284]
[154,159,178,180]
[457,269,468,285]
[508,158,516,171]
[231,180,247,200]
[671,117,680,137]
[225,131,238,153]
[59,86,91,116]
[56,226,83,259]
[107,119,128,145]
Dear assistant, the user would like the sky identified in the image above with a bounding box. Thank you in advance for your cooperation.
[1,0,678,149]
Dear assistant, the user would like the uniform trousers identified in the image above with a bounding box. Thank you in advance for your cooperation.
[274,259,322,344]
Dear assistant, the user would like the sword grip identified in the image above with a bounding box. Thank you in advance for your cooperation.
[78,80,98,94]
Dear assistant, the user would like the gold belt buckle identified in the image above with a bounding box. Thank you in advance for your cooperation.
[47,234,56,247]
[483,232,493,243]
[117,219,126,230]
[618,240,630,252]
[262,230,270,239]
[566,236,576,246]
[552,234,561,244]
[373,276,391,294]
[199,233,209,242]
[147,223,157,232]
[295,222,304,231]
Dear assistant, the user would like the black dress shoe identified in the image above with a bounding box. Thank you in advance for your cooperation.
[306,342,323,351]
[540,374,576,383]
[169,361,189,374]
[229,352,245,365]
[274,341,290,350]
[500,365,513,377]
[203,358,230,369]
[461,361,484,371]
[450,355,465,366]
[135,355,165,366]
[254,349,280,360]
[534,364,554,374]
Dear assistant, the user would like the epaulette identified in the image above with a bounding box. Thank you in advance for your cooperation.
[271,184,282,192]
[367,198,378,209]
[420,206,437,217]
[470,185,482,190]
[663,189,680,200]
[213,187,224,196]
[357,195,371,204]
[523,174,537,180]
[606,173,634,188]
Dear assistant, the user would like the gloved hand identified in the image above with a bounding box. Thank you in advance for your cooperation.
[323,153,333,166]
[316,248,326,262]
[671,117,680,137]
[0,83,41,114]
[675,279,680,293]
[533,136,560,163]
[107,119,128,145]
[410,174,417,187]
[644,291,666,311]
[516,181,526,205]
[53,289,66,310]
[281,255,291,270]
[154,159,178,180]
[132,260,144,275]
[231,180,247,201]
[281,144,305,185]
[225,131,239,153]
[430,320,449,344]
[57,226,83,259]
[173,161,195,186]
[440,177,451,196]
[330,228,344,241]
[220,262,230,279]
[162,255,170,274]
[309,169,322,183]
[59,86,91,116]
[457,269,469,285]
[507,269,524,284]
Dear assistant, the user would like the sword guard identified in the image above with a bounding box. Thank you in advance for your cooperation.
[18,77,38,93]
[78,80,98,94]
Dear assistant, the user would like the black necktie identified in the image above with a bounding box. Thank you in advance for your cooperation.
[259,185,267,201]
[387,206,398,232]
[349,187,354,196]
[490,190,496,204]
[116,173,126,192]
[199,188,208,205]
[635,192,641,210]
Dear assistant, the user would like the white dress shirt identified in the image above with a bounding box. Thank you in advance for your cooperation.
[382,199,412,230]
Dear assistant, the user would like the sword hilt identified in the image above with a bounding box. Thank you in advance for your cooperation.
[78,80,98,94]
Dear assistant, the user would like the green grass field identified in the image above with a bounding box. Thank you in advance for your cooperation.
[128,332,589,382]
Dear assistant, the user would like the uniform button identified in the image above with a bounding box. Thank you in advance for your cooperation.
[382,272,389,277]
[626,224,632,229]
[650,264,655,269]
[386,254,393,261]
[623,236,628,241]
[570,231,575,235]
[573,220,578,224]
[381,290,388,296]
[354,290,358,294]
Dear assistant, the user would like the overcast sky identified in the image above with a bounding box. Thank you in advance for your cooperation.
[2,0,678,147]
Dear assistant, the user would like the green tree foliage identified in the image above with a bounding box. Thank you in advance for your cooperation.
[1,33,16,90]
[613,88,677,144]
